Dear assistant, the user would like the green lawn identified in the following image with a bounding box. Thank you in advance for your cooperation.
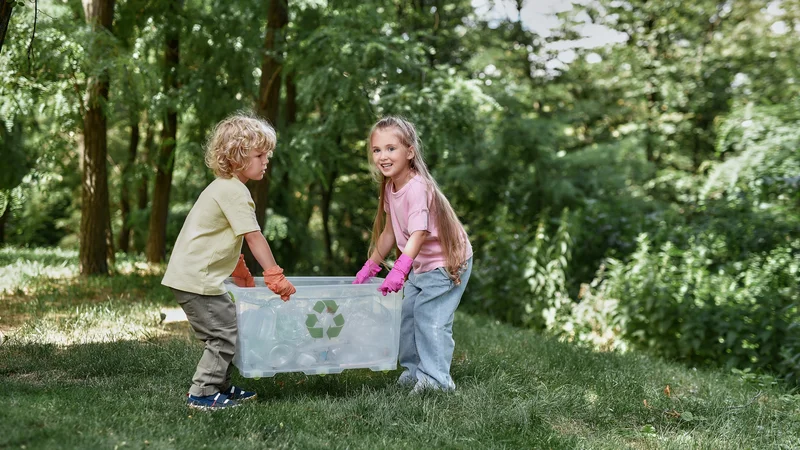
[1,248,799,449]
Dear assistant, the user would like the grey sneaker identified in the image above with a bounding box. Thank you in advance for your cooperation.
[410,380,453,395]
[397,371,416,387]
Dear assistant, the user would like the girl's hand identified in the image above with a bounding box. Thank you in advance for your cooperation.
[353,260,381,284]
[263,266,296,301]
[378,254,413,296]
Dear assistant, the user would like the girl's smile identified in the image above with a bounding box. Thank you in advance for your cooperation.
[371,128,414,187]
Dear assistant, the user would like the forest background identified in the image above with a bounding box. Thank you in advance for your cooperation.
[1,0,798,385]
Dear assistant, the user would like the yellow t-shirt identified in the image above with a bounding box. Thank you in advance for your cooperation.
[161,177,261,295]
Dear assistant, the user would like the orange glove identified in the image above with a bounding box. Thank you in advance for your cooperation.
[263,265,296,301]
[231,254,255,287]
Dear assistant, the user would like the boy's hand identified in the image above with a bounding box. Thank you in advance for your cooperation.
[378,254,413,296]
[353,259,381,284]
[231,254,255,287]
[263,266,296,301]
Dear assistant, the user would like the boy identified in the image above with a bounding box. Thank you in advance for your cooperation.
[162,112,296,410]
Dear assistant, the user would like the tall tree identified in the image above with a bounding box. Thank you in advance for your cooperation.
[243,0,288,274]
[0,0,13,57]
[79,0,115,275]
[118,116,139,253]
[0,119,27,245]
[146,0,181,262]
[133,120,154,253]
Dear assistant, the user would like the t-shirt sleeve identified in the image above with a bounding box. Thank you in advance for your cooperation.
[218,187,261,237]
[406,182,430,234]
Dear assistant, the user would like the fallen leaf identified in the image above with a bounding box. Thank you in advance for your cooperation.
[663,385,671,397]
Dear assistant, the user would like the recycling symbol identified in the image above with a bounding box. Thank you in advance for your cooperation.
[306,300,345,339]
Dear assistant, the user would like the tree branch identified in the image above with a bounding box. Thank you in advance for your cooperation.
[26,0,37,71]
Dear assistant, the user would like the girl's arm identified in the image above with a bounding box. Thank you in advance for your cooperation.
[244,231,278,270]
[375,229,428,295]
[368,213,397,263]
[400,230,429,260]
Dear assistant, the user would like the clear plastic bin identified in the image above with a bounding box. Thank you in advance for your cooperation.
[225,277,401,377]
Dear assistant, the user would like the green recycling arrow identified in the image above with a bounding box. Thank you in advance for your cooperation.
[307,300,345,339]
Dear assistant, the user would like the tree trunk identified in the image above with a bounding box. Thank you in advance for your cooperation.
[79,0,115,276]
[118,118,139,253]
[275,73,298,268]
[0,191,10,244]
[244,0,289,275]
[320,169,337,269]
[133,121,153,253]
[285,73,297,126]
[146,1,180,263]
[0,1,13,57]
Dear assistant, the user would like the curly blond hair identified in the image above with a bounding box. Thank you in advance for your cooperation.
[204,112,277,178]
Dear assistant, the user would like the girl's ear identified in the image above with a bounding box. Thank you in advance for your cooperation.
[407,146,415,160]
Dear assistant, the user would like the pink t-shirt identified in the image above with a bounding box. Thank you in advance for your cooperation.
[384,175,473,274]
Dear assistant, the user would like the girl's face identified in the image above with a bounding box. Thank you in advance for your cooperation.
[237,147,272,183]
[371,128,414,183]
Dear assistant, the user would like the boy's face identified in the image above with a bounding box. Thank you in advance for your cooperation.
[237,148,272,183]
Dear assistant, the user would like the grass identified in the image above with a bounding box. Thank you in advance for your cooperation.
[1,248,799,449]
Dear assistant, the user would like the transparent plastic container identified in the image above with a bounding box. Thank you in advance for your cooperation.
[225,277,401,377]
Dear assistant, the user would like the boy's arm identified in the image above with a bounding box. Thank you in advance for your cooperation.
[244,231,296,300]
[243,230,277,270]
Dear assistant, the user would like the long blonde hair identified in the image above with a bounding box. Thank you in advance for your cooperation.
[367,116,469,283]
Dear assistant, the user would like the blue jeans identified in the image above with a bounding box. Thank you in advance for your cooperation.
[398,257,473,391]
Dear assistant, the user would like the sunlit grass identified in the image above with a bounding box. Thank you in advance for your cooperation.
[0,246,173,343]
[0,247,79,293]
[7,300,183,345]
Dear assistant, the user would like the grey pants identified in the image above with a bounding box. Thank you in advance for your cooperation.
[171,288,237,397]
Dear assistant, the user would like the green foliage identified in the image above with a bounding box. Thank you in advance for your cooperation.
[555,104,800,383]
[2,0,800,386]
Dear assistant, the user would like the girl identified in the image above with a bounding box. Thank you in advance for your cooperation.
[352,116,473,392]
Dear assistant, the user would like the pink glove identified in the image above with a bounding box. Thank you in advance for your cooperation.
[353,259,381,284]
[378,254,414,296]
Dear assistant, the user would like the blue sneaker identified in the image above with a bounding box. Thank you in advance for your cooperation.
[187,392,240,410]
[225,385,258,402]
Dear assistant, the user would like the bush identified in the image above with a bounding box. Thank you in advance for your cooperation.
[566,236,799,382]
[554,102,800,384]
